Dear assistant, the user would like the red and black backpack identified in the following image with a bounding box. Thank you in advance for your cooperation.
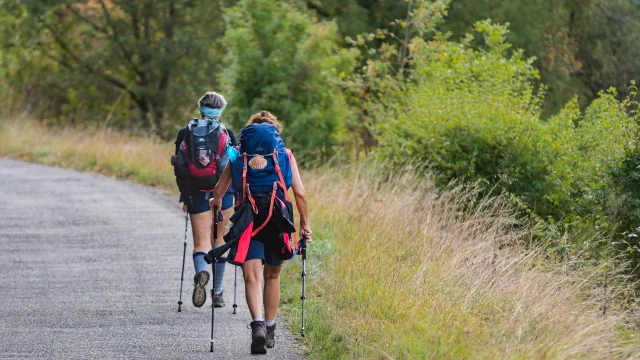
[175,118,229,190]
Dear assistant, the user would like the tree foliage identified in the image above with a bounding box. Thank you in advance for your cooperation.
[309,0,640,115]
[220,0,357,161]
[340,0,450,154]
[1,0,231,134]
[443,0,640,114]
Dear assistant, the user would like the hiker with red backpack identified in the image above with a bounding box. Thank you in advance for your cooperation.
[173,92,236,309]
[205,111,312,354]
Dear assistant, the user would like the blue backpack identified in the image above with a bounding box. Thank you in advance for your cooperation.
[231,123,292,202]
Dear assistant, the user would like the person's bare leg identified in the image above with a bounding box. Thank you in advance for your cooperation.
[244,257,267,354]
[263,264,282,321]
[211,207,232,304]
[190,211,212,307]
[191,211,212,254]
[242,258,264,319]
[214,207,233,248]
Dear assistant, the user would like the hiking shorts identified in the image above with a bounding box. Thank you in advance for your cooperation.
[186,189,233,215]
[244,240,284,267]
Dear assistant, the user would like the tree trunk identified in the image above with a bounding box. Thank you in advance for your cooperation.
[151,100,165,136]
[135,97,152,129]
[133,93,166,135]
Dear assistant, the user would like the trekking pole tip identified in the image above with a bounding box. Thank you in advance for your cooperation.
[210,343,214,352]
[178,301,182,312]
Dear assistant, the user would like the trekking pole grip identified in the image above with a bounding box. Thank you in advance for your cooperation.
[213,205,223,224]
[300,236,307,259]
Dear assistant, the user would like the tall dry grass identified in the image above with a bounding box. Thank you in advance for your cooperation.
[0,119,175,189]
[296,166,640,359]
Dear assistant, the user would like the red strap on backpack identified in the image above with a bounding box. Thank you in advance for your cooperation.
[272,150,290,202]
[246,185,258,214]
[272,149,297,247]
[251,183,277,236]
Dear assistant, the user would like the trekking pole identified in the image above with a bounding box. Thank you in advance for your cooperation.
[233,266,238,314]
[210,206,221,353]
[300,236,307,337]
[178,213,189,312]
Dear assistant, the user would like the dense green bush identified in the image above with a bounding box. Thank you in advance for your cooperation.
[376,22,548,208]
[374,21,639,261]
[612,148,640,270]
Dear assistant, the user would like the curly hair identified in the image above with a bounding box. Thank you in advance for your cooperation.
[247,111,283,133]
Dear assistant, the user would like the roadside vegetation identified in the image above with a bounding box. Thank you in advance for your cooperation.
[0,120,175,188]
[3,0,640,357]
[2,119,639,358]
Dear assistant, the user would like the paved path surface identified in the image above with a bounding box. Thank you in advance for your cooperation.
[0,159,304,359]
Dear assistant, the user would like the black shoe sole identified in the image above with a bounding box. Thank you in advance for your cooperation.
[251,335,267,354]
[266,340,274,349]
[192,272,210,308]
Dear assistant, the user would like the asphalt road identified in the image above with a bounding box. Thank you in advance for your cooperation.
[0,159,305,359]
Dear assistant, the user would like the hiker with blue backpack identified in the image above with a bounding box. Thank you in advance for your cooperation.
[172,92,236,309]
[206,111,312,354]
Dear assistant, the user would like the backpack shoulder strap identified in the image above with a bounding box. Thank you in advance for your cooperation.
[272,150,290,201]
[186,119,199,160]
[241,153,248,203]
[273,148,297,246]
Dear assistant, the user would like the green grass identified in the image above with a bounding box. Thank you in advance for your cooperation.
[2,118,639,359]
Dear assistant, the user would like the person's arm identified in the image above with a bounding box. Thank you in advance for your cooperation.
[290,161,312,240]
[174,128,187,211]
[227,129,238,146]
[209,164,233,209]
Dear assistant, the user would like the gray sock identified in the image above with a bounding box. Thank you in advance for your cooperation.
[214,258,226,294]
[266,320,275,327]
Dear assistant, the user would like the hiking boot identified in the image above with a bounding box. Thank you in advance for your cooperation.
[266,323,276,348]
[192,271,210,308]
[248,321,267,354]
[213,290,225,308]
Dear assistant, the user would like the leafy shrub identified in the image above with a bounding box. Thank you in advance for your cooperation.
[376,22,549,208]
[612,147,640,271]
[374,21,639,259]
